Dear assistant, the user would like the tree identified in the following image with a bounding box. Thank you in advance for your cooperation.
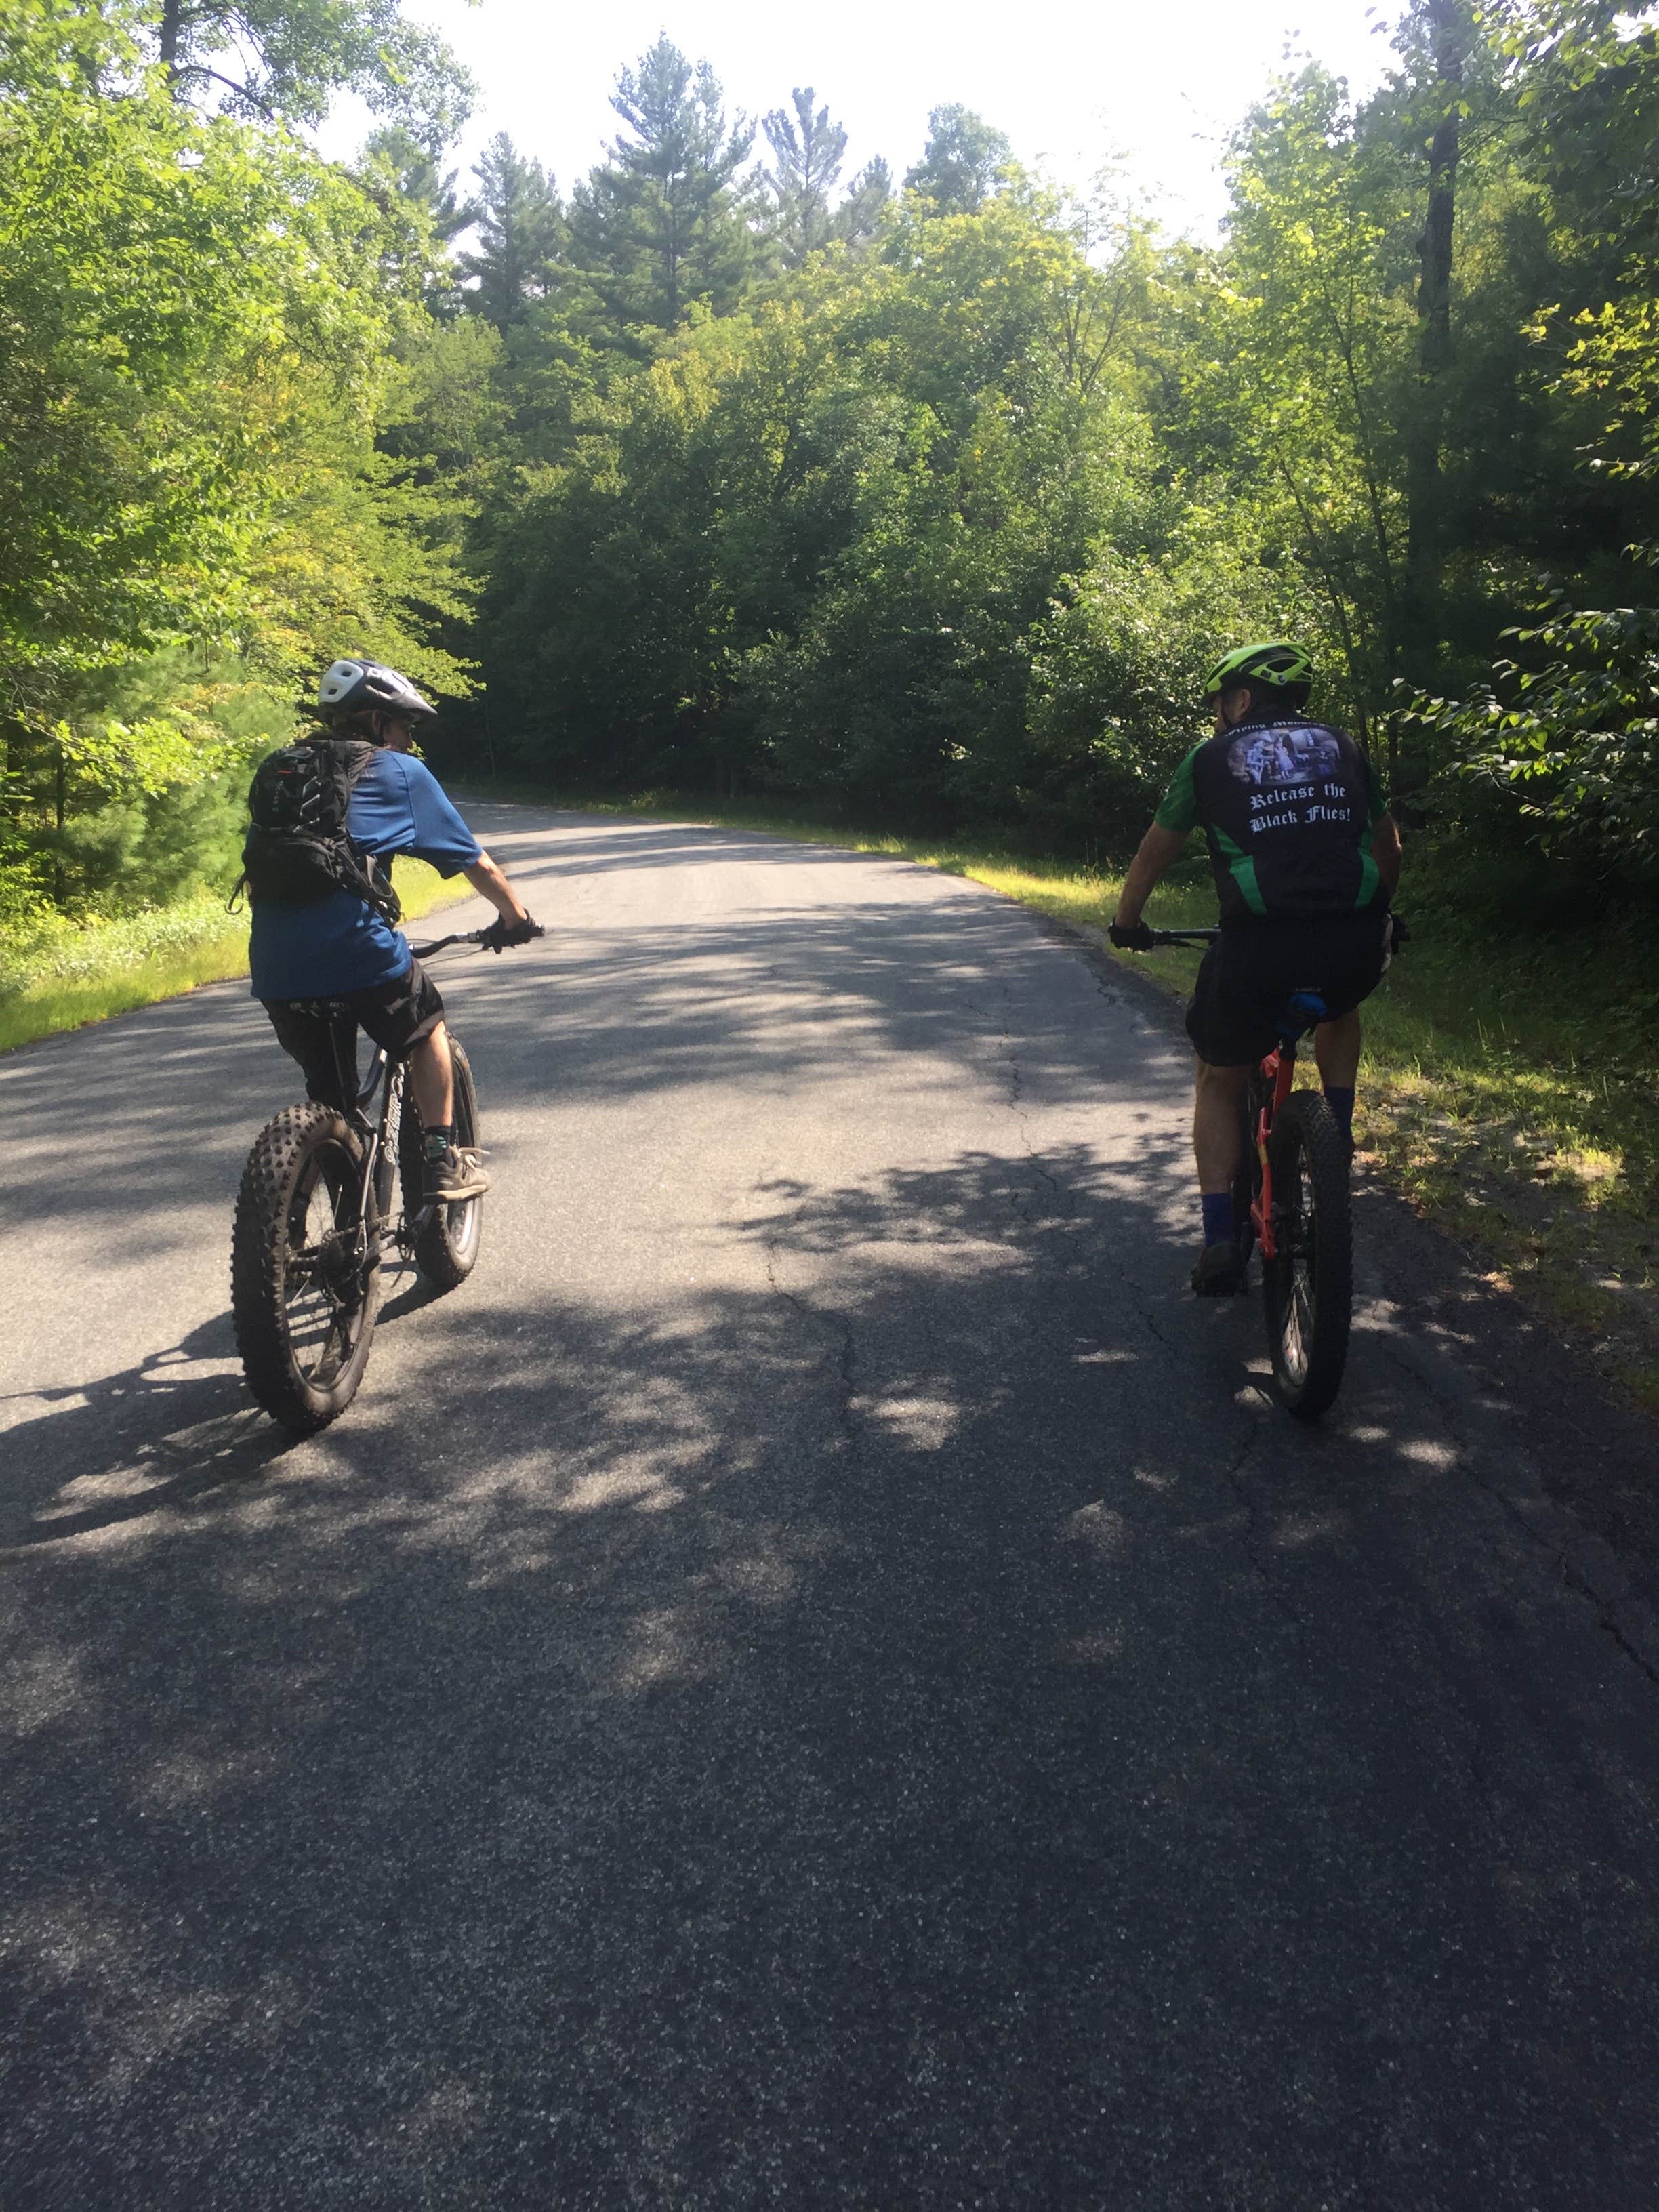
[0,2,475,914]
[461,134,564,329]
[359,125,475,246]
[903,106,1012,214]
[836,158,893,249]
[568,38,756,333]
[1391,0,1480,648]
[764,87,846,267]
[1181,68,1417,742]
[354,123,476,317]
[149,0,473,149]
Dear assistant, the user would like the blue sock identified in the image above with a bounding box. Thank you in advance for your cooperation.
[1324,1086,1355,1139]
[1201,1191,1234,1246]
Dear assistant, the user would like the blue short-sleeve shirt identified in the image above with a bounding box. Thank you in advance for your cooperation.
[248,750,483,1001]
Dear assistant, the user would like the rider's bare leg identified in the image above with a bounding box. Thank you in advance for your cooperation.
[1313,1010,1361,1088]
[1194,1057,1250,1193]
[408,1023,455,1130]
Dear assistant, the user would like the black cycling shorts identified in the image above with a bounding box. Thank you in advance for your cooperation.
[1186,914,1389,1067]
[262,960,445,1109]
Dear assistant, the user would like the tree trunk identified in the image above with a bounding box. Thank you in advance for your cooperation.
[1403,0,1468,663]
[159,0,183,73]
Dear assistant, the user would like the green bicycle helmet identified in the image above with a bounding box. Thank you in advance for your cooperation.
[1200,640,1314,704]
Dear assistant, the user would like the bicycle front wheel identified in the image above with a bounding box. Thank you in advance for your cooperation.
[232,1103,382,1434]
[401,1036,484,1292]
[1261,1089,1352,1420]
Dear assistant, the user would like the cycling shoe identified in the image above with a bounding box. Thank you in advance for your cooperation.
[1191,1240,1246,1296]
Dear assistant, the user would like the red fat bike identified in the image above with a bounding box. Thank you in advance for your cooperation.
[1151,929,1353,1420]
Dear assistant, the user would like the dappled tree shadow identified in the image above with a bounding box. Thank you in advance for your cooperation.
[5,1131,1658,2205]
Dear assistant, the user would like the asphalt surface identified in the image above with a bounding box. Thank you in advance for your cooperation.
[3,806,1657,2209]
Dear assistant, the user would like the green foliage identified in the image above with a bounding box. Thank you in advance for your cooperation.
[473,188,1238,836]
[762,89,848,268]
[16,0,1659,947]
[1413,583,1659,876]
[462,135,565,327]
[147,0,474,150]
[0,0,480,930]
[566,37,758,335]
[1027,525,1311,838]
[903,106,1015,215]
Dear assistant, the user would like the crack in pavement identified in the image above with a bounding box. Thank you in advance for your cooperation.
[762,1233,864,1482]
[985,978,1078,1235]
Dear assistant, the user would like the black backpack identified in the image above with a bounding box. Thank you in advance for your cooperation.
[240,737,401,923]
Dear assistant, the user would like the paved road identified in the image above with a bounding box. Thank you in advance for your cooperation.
[3,808,1657,2209]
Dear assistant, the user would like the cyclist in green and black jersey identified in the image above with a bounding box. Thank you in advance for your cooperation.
[1109,641,1404,1295]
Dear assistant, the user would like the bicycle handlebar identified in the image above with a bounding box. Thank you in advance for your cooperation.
[407,923,546,959]
[1139,916,1411,952]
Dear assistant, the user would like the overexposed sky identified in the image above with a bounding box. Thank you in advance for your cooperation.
[321,0,1399,237]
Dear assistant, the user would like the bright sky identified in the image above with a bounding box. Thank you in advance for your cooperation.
[323,0,1399,237]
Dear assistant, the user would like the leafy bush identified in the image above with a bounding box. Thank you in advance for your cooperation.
[1412,577,1659,883]
[1023,523,1315,845]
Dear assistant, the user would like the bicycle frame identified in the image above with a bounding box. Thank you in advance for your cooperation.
[1143,928,1327,1265]
[307,927,491,1274]
[1248,1042,1298,1261]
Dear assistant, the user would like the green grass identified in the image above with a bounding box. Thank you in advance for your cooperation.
[494,783,1659,1408]
[0,857,470,1055]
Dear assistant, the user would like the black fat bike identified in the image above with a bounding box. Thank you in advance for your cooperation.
[1150,927,1357,1420]
[232,928,520,1435]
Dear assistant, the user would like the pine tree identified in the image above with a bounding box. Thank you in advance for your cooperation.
[835,158,893,250]
[903,106,1012,214]
[460,134,563,329]
[568,38,756,331]
[361,126,474,241]
[763,87,847,268]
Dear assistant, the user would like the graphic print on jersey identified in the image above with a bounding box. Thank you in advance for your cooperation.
[1227,724,1357,842]
[1227,724,1343,792]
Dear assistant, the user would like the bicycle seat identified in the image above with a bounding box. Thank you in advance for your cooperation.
[1277,989,1328,1039]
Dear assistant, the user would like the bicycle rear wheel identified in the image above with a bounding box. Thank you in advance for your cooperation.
[401,1036,484,1292]
[232,1103,382,1434]
[1261,1088,1352,1420]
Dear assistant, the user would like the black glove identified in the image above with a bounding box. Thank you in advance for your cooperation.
[1109,919,1156,951]
[480,912,541,953]
[1387,912,1411,953]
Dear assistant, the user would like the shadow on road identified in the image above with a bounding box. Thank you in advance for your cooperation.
[0,889,1171,1240]
[5,1130,1656,2205]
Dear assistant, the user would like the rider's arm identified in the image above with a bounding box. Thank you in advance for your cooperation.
[1115,741,1202,927]
[1361,757,1404,895]
[1372,812,1403,895]
[1112,824,1189,928]
[464,851,532,926]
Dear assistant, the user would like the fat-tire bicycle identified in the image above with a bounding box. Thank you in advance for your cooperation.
[1148,927,1357,1420]
[231,926,533,1435]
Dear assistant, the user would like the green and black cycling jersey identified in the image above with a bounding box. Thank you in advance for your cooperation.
[1154,712,1389,925]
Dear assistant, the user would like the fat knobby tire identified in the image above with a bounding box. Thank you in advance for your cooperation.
[401,1036,483,1293]
[232,1102,381,1434]
[1262,1088,1353,1420]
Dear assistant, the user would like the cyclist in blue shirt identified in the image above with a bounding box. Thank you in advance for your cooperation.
[251,661,539,1202]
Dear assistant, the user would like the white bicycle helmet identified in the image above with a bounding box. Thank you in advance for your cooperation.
[316,658,438,725]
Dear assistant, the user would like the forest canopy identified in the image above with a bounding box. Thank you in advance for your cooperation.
[5,0,1659,930]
